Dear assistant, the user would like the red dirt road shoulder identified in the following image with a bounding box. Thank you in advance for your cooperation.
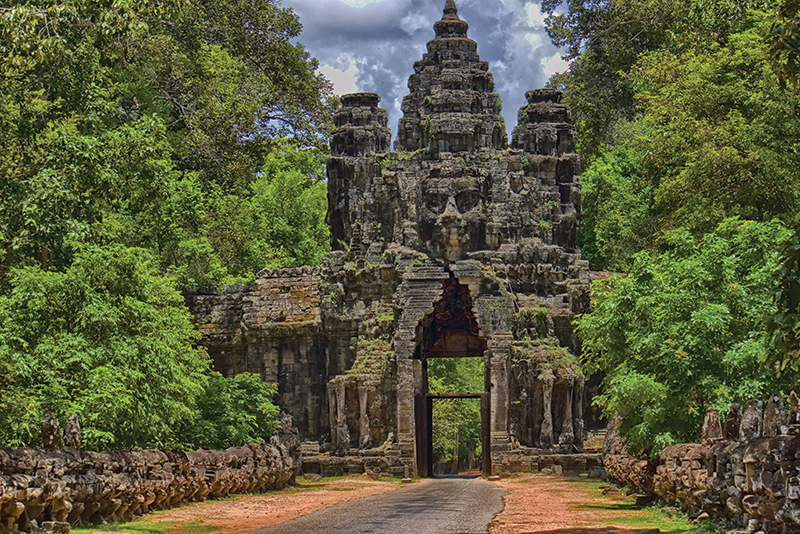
[80,476,403,534]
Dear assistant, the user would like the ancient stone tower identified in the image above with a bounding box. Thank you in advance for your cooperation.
[187,0,598,476]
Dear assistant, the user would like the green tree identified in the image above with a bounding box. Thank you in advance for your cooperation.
[184,372,280,450]
[633,16,800,236]
[561,8,800,268]
[542,0,780,163]
[0,0,334,281]
[578,219,793,455]
[765,214,800,375]
[768,0,800,89]
[0,245,210,449]
[579,121,655,271]
[542,0,691,160]
[246,141,330,268]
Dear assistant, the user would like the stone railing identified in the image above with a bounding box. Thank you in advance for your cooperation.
[603,393,800,533]
[0,414,301,534]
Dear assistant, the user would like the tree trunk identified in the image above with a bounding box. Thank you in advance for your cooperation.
[451,426,460,474]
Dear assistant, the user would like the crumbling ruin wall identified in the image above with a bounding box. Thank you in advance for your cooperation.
[0,416,301,534]
[184,267,332,440]
[186,0,602,477]
[603,393,800,534]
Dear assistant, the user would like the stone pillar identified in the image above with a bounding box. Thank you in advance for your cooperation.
[724,403,742,441]
[764,394,786,438]
[488,334,512,437]
[64,414,81,451]
[393,267,448,475]
[358,384,371,448]
[741,399,764,441]
[540,374,554,448]
[559,378,575,445]
[327,380,337,443]
[42,412,60,450]
[395,344,417,470]
[702,409,723,445]
[789,391,800,429]
[327,377,351,455]
[573,375,585,449]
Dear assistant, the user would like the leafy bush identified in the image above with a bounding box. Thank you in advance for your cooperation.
[0,245,210,449]
[184,372,280,450]
[578,218,795,455]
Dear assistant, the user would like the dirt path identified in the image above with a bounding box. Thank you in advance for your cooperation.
[78,474,698,534]
[77,477,403,534]
[490,474,694,534]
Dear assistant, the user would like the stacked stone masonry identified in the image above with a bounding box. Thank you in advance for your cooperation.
[186,0,601,477]
[603,393,800,534]
[0,415,301,534]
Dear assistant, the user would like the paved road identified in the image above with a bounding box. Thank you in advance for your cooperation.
[247,475,507,534]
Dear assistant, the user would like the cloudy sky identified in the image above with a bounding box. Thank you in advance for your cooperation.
[283,0,568,139]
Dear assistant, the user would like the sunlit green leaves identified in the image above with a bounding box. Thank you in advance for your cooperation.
[768,0,800,89]
[428,358,484,471]
[0,245,210,449]
[766,215,800,374]
[578,218,792,455]
[579,122,655,271]
[184,372,280,450]
[633,18,800,236]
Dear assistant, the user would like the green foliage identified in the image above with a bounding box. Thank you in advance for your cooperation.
[554,5,800,269]
[579,123,655,271]
[768,0,800,89]
[542,0,781,163]
[428,358,484,471]
[578,219,793,455]
[513,338,583,376]
[251,143,330,267]
[0,245,210,449]
[0,0,334,284]
[766,214,800,375]
[184,372,280,450]
[513,308,551,340]
[428,357,485,394]
[633,17,800,236]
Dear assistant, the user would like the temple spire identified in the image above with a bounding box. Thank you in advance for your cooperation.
[443,0,459,20]
[434,0,468,38]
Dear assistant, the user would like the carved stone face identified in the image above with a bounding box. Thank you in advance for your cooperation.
[418,173,486,261]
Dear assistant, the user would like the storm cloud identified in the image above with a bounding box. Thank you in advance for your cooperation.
[284,0,567,140]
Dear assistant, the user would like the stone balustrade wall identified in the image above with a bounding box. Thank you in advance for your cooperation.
[0,416,301,534]
[603,393,800,534]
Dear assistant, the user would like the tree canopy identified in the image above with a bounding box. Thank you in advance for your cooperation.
[0,0,332,449]
[578,219,792,455]
[0,0,334,283]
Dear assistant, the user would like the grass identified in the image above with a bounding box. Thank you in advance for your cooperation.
[73,521,216,534]
[566,477,721,534]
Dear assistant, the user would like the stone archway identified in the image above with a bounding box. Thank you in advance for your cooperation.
[393,265,515,477]
[413,276,490,477]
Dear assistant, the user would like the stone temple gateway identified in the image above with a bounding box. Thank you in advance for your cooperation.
[186,0,604,477]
